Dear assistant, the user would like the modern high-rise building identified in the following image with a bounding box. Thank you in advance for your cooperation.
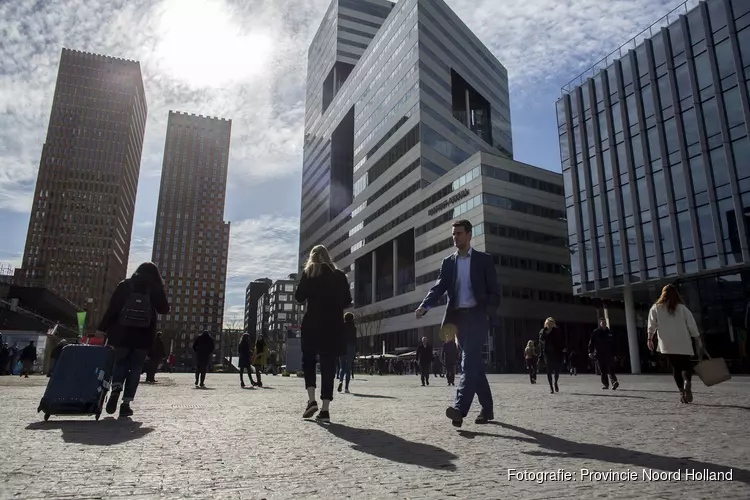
[299,0,609,371]
[17,48,147,327]
[152,111,231,366]
[245,277,272,334]
[557,0,750,372]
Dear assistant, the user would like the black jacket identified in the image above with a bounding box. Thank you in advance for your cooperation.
[97,274,169,350]
[344,321,357,347]
[539,327,564,359]
[20,344,37,361]
[193,333,215,360]
[238,337,252,368]
[295,266,352,356]
[149,338,166,360]
[416,343,433,365]
[589,327,616,359]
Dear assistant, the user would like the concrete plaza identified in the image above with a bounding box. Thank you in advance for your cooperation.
[1,371,748,499]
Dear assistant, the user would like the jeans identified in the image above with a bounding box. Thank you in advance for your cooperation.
[240,366,255,385]
[545,354,560,389]
[666,354,693,390]
[526,357,538,383]
[111,347,149,403]
[337,344,356,387]
[195,359,208,385]
[303,348,336,401]
[597,356,618,387]
[453,307,493,417]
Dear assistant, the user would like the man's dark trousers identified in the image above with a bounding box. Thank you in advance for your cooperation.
[597,356,618,387]
[445,363,456,384]
[420,363,430,385]
[453,307,493,417]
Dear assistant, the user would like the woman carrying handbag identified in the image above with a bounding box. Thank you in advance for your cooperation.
[647,284,703,403]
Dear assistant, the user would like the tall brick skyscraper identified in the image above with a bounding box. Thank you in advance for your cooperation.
[152,111,231,365]
[18,48,147,326]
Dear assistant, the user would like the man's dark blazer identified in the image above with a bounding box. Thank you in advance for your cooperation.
[419,248,501,328]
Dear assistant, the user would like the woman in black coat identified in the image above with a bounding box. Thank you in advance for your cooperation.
[95,262,169,417]
[238,333,256,388]
[295,244,352,422]
[538,317,565,394]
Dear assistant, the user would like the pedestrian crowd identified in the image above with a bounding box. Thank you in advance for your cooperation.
[30,219,715,423]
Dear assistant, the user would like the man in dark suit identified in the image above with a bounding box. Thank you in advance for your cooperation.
[416,219,500,427]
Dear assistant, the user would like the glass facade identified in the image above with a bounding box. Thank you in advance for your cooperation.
[557,0,750,371]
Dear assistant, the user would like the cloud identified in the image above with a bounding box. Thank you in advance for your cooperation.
[447,0,685,97]
[126,233,155,277]
[222,214,299,324]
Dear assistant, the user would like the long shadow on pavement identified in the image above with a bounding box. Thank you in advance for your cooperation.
[320,422,457,470]
[26,419,154,446]
[567,392,648,399]
[691,403,750,411]
[496,422,750,484]
[349,393,397,399]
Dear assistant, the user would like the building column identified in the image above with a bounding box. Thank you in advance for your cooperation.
[371,251,377,304]
[392,238,399,297]
[623,286,641,374]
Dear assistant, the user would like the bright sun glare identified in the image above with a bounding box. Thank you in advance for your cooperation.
[156,0,273,88]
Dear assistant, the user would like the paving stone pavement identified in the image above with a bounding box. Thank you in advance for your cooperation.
[1,371,749,499]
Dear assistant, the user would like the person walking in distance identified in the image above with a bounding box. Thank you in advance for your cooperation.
[539,318,564,394]
[253,334,268,387]
[415,337,433,386]
[238,333,256,388]
[337,312,357,394]
[442,338,459,386]
[95,262,170,418]
[524,340,538,384]
[589,318,619,390]
[19,341,37,378]
[647,284,703,403]
[416,219,500,427]
[145,331,166,383]
[193,331,215,388]
[295,245,352,422]
[568,350,578,376]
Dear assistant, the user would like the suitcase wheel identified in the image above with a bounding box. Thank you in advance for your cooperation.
[43,413,50,422]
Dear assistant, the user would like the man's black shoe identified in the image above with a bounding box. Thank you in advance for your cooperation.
[316,410,330,423]
[337,382,343,393]
[119,403,133,418]
[612,381,619,390]
[475,410,494,424]
[446,406,463,428]
[602,385,609,390]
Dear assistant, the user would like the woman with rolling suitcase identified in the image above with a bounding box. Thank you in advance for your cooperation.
[95,262,170,417]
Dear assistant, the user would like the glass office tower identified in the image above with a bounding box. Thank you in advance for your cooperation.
[557,0,750,372]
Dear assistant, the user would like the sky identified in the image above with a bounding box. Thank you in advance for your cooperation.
[0,0,685,325]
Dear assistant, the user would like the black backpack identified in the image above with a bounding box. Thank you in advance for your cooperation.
[119,282,152,328]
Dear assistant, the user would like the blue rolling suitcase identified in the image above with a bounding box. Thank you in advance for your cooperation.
[38,344,115,421]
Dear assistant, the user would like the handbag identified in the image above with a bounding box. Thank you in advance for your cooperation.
[694,350,731,387]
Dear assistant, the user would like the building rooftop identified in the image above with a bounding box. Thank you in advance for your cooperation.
[560,0,699,95]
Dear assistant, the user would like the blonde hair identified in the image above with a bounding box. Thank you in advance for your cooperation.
[304,245,336,278]
[544,317,556,329]
[526,340,535,350]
